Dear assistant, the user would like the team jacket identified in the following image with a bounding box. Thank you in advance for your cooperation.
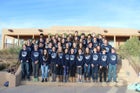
[40,55,50,65]
[108,53,118,65]
[56,52,64,66]
[91,53,100,66]
[76,54,84,67]
[84,54,92,65]
[31,50,41,63]
[69,54,76,67]
[19,49,30,62]
[63,53,70,67]
[99,53,108,67]
[50,51,57,63]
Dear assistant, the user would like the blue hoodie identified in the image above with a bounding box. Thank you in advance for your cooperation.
[69,54,76,67]
[64,53,70,67]
[108,53,118,65]
[91,53,100,66]
[99,53,108,67]
[57,52,64,66]
[76,54,84,66]
[31,50,41,63]
[19,49,29,62]
[40,55,50,65]
[101,44,112,54]
[84,54,92,65]
[50,51,57,63]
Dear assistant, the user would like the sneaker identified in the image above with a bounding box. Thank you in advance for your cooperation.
[41,79,44,82]
[45,78,47,82]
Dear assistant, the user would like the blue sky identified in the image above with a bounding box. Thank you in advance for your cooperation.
[0,0,140,34]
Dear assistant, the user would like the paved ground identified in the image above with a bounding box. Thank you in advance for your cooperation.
[0,85,137,93]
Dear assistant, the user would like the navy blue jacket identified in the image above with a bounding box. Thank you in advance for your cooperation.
[101,44,112,54]
[47,48,52,55]
[69,54,76,67]
[84,54,92,65]
[57,52,64,66]
[108,53,118,65]
[19,49,29,62]
[50,51,57,63]
[99,53,108,67]
[63,53,70,67]
[91,53,100,66]
[40,55,50,65]
[76,54,84,66]
[31,50,41,63]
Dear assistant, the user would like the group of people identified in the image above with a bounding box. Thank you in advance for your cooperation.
[19,31,118,83]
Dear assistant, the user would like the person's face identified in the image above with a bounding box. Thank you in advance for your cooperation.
[78,49,82,54]
[65,49,68,53]
[34,45,38,50]
[93,48,97,52]
[79,43,82,48]
[73,43,76,48]
[104,40,108,45]
[23,45,26,50]
[52,47,55,51]
[102,50,106,54]
[71,49,74,54]
[112,49,115,53]
[44,50,47,55]
[86,48,89,53]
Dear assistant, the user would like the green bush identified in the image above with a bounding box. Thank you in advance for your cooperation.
[119,36,140,56]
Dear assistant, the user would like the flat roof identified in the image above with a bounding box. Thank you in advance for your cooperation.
[2,26,140,36]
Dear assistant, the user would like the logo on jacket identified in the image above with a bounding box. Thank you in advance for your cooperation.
[93,54,98,61]
[33,52,39,57]
[70,55,75,60]
[85,55,90,59]
[111,55,116,61]
[59,53,63,59]
[22,51,27,57]
[78,55,83,61]
[65,54,69,60]
[102,55,107,61]
[51,52,56,58]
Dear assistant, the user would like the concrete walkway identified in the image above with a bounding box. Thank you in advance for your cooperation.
[0,85,137,93]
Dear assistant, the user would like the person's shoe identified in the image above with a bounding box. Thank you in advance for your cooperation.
[114,81,118,83]
[107,80,111,83]
[45,78,48,82]
[27,77,30,81]
[41,79,44,82]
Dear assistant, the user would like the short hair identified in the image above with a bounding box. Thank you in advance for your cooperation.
[40,33,44,36]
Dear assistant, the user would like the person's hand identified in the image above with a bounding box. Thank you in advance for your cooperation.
[85,64,88,67]
[21,60,23,63]
[91,64,94,67]
[35,61,38,64]
[56,64,58,67]
[100,66,102,69]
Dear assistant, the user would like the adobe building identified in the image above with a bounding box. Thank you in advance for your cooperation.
[2,26,140,49]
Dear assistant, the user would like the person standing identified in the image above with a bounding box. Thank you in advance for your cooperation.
[91,47,100,82]
[99,48,108,82]
[76,48,84,82]
[19,44,30,80]
[107,48,118,83]
[40,49,50,82]
[31,44,41,81]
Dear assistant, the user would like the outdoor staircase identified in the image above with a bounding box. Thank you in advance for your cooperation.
[21,59,140,87]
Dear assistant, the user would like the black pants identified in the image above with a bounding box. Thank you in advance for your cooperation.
[99,66,107,82]
[70,65,76,77]
[56,65,63,75]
